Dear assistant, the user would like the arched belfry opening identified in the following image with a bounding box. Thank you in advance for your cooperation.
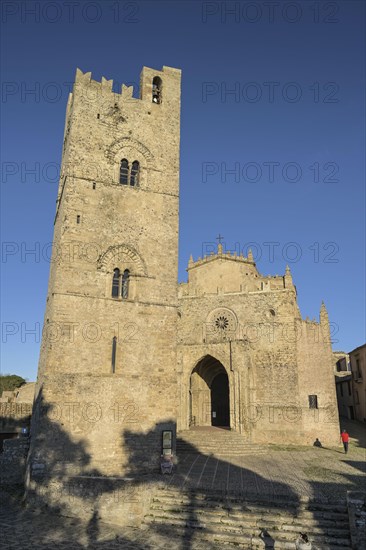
[189,355,230,429]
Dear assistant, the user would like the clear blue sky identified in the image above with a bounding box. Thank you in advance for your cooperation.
[1,1,365,381]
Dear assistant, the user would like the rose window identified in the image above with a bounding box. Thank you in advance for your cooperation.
[206,308,237,339]
[215,316,229,330]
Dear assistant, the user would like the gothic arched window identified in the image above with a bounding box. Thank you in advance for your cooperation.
[122,269,130,299]
[152,76,162,104]
[112,268,120,298]
[130,161,140,187]
[120,159,129,185]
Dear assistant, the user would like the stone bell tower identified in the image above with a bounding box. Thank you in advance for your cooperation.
[28,66,182,488]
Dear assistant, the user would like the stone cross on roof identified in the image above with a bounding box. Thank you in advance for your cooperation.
[216,234,224,254]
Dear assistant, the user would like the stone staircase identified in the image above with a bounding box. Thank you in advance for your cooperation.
[144,487,352,549]
[177,428,268,456]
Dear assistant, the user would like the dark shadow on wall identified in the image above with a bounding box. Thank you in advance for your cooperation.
[2,388,148,549]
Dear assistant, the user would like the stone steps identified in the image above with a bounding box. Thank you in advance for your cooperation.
[148,508,350,536]
[152,492,348,513]
[144,488,352,549]
[176,430,270,456]
[149,502,349,527]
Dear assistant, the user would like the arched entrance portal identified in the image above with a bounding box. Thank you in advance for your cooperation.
[190,356,230,428]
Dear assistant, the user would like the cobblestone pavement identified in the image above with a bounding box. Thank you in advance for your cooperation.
[0,418,365,549]
[0,487,219,550]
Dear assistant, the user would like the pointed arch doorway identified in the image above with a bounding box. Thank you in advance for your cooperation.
[189,355,230,428]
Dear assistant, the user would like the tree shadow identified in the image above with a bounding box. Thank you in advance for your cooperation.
[1,388,149,549]
[123,423,302,548]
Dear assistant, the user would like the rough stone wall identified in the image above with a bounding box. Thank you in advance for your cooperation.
[294,309,340,444]
[347,491,366,549]
[0,437,30,484]
[0,402,32,434]
[15,383,36,403]
[28,66,182,498]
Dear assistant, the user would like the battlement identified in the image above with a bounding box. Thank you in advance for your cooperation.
[72,65,181,102]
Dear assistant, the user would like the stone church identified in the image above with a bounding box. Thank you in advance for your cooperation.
[28,66,339,518]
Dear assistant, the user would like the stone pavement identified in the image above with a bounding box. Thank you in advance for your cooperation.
[0,418,364,549]
[170,418,366,501]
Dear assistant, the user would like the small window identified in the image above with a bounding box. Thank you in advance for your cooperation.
[308,395,318,409]
[97,113,100,119]
[112,268,120,298]
[76,215,80,224]
[122,269,130,299]
[130,161,140,187]
[111,336,117,373]
[152,76,162,104]
[347,381,352,396]
[120,159,129,185]
[92,182,96,190]
[355,390,360,404]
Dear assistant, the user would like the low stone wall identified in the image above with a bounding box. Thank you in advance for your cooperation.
[347,491,366,549]
[26,475,157,527]
[0,437,30,485]
[0,402,32,435]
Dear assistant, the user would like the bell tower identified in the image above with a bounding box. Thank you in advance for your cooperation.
[29,66,182,483]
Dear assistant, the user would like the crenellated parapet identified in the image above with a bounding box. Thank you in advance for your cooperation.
[72,65,181,103]
[74,67,135,99]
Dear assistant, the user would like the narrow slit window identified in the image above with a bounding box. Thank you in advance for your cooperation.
[112,268,120,298]
[76,215,80,224]
[308,395,318,409]
[92,182,96,189]
[120,159,129,185]
[130,161,140,187]
[111,336,117,373]
[122,269,130,299]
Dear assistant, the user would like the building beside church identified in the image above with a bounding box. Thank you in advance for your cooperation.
[349,344,366,422]
[27,65,340,524]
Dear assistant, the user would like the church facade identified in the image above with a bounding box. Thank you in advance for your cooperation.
[27,66,339,518]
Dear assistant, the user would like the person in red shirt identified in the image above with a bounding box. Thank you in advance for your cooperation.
[341,430,350,454]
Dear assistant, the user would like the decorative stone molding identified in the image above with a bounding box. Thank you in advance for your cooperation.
[97,244,147,276]
[105,137,154,164]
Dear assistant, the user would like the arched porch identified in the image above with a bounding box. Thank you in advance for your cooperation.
[189,355,230,428]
